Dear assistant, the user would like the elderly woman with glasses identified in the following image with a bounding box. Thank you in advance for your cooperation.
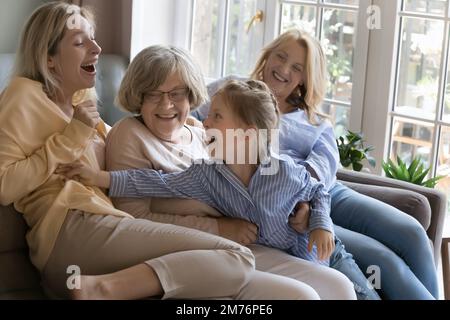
[104,45,357,300]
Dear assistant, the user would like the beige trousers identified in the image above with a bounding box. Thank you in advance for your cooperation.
[134,211,356,300]
[42,210,322,300]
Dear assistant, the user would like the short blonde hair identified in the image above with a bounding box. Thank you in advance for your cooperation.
[14,1,95,99]
[215,79,279,150]
[117,45,208,114]
[251,29,327,124]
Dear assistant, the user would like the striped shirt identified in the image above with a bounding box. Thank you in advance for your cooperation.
[109,154,333,265]
[192,75,339,190]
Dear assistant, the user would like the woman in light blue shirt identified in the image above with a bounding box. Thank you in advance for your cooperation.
[191,29,438,300]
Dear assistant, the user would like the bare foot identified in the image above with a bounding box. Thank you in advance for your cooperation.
[69,275,112,300]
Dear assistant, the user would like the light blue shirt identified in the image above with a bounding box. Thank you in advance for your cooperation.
[192,76,340,190]
[109,155,333,265]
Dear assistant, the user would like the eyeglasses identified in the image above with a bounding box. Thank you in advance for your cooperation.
[144,87,189,104]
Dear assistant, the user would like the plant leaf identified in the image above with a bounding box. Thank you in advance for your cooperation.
[422,175,445,188]
[407,157,420,177]
[352,162,363,171]
[412,167,430,184]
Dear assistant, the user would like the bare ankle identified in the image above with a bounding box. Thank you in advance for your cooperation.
[69,275,113,300]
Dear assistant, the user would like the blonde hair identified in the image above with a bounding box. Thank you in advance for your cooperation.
[14,2,95,100]
[117,45,208,114]
[250,29,327,124]
[215,79,279,154]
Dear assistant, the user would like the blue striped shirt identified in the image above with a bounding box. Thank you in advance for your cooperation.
[192,75,339,190]
[109,155,333,264]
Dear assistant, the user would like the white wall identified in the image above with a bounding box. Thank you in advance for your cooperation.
[0,0,46,53]
[131,0,176,59]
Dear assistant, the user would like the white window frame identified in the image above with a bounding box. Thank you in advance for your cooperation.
[362,0,402,174]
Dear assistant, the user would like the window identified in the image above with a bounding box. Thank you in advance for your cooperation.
[189,0,369,137]
[387,0,450,216]
[190,0,266,81]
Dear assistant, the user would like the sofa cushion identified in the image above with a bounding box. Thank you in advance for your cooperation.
[0,205,46,299]
[0,250,45,299]
[95,54,131,125]
[0,205,28,253]
[340,181,432,231]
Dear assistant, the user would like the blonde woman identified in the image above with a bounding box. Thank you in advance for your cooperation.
[99,45,356,299]
[192,29,438,300]
[0,1,264,300]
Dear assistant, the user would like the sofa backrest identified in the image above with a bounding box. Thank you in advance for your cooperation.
[0,205,46,299]
[0,53,131,126]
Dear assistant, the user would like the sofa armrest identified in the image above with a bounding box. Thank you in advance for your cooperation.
[340,180,431,230]
[337,168,447,264]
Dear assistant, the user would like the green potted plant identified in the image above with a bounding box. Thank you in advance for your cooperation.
[336,130,376,171]
[382,156,444,188]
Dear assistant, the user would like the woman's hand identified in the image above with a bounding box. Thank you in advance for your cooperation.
[55,161,110,188]
[73,100,100,128]
[217,217,258,246]
[289,202,310,233]
[308,229,335,261]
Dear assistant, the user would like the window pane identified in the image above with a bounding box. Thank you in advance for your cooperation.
[225,0,259,76]
[403,0,447,16]
[395,17,444,120]
[322,102,350,137]
[436,126,450,224]
[191,0,224,78]
[280,4,316,36]
[322,9,356,103]
[324,0,359,6]
[390,117,434,167]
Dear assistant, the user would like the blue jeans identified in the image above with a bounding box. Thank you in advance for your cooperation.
[330,237,380,300]
[330,183,438,300]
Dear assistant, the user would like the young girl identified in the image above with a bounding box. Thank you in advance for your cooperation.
[58,79,379,299]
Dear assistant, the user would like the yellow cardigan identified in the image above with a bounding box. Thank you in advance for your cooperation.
[0,77,132,271]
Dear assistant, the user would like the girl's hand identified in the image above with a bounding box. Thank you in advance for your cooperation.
[289,202,310,233]
[217,217,258,246]
[55,161,110,188]
[56,161,95,184]
[73,100,100,128]
[308,229,335,261]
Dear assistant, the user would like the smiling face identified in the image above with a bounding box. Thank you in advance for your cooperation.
[203,94,242,139]
[262,38,306,105]
[203,93,254,161]
[47,15,101,99]
[141,72,190,142]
